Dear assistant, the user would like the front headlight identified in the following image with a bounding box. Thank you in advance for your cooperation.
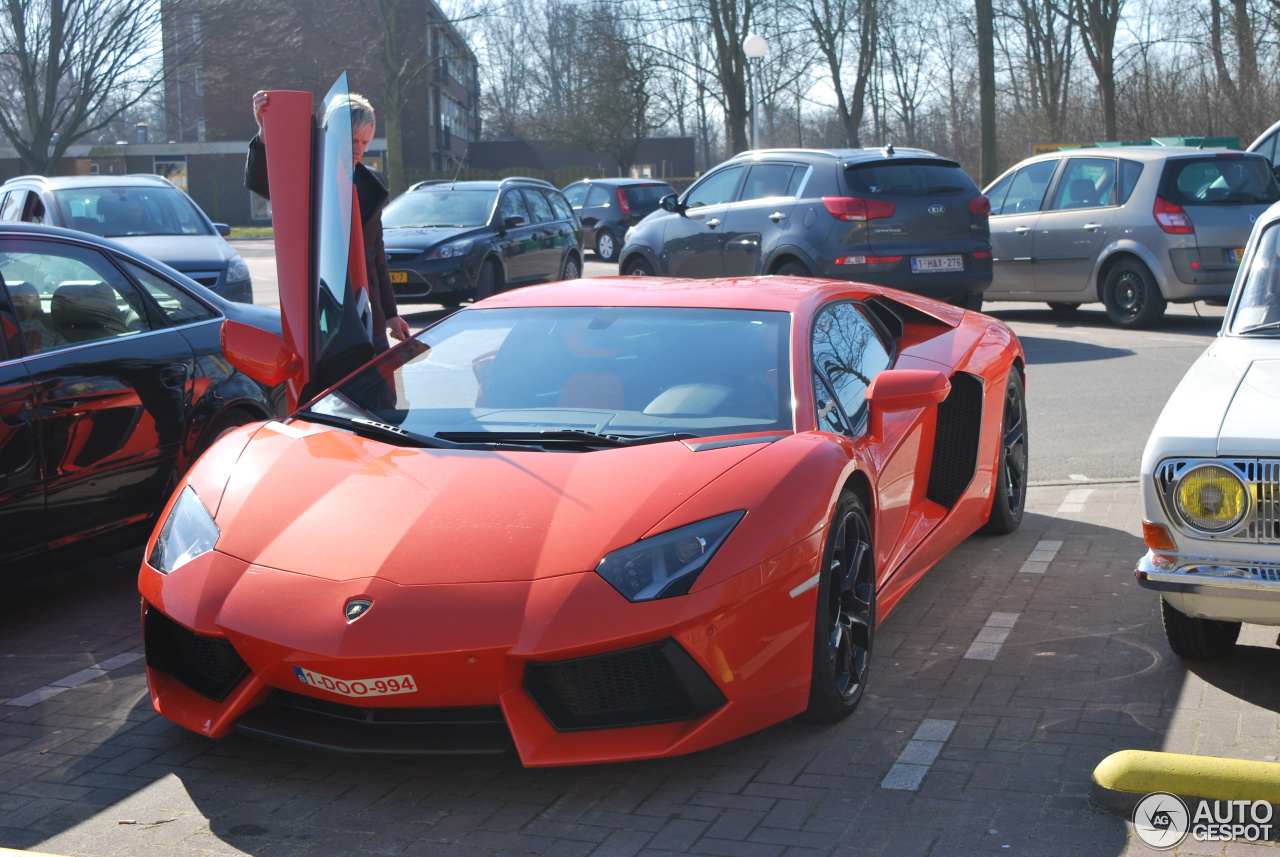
[226,254,251,283]
[595,511,745,602]
[427,240,474,260]
[1173,464,1248,533]
[148,486,220,573]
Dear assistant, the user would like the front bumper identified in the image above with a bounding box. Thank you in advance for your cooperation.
[388,258,475,300]
[1134,550,1280,624]
[140,536,820,766]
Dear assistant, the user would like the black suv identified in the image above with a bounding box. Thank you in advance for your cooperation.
[381,178,583,306]
[619,148,992,305]
[562,178,675,262]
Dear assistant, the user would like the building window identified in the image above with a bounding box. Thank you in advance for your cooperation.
[630,165,655,179]
[251,193,272,221]
[90,164,100,176]
[194,65,203,97]
[155,156,188,191]
[196,119,206,142]
[191,13,201,45]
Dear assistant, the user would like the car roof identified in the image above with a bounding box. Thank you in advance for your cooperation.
[725,147,947,165]
[569,178,674,187]
[462,275,967,325]
[2,174,179,190]
[1015,146,1264,164]
[407,177,556,192]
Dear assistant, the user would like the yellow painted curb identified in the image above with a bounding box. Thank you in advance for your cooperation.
[1094,750,1280,804]
[0,849,71,857]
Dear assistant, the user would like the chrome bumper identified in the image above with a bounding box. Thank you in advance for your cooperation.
[1135,551,1280,601]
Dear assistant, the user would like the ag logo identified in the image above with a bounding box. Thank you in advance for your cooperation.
[1133,792,1189,848]
[928,204,946,216]
[344,600,373,623]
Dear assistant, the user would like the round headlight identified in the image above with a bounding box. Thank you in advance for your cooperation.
[1173,464,1248,533]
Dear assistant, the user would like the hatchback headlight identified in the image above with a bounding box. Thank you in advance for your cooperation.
[595,512,745,602]
[149,486,220,573]
[226,254,251,283]
[1173,464,1248,534]
[427,240,474,260]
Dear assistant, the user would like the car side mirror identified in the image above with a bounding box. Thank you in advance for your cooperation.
[503,215,526,230]
[213,223,232,237]
[659,194,684,214]
[221,319,301,389]
[864,369,951,441]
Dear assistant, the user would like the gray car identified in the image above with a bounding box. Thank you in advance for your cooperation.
[0,174,253,303]
[982,146,1280,327]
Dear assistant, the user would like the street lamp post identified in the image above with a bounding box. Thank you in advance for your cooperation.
[743,34,768,151]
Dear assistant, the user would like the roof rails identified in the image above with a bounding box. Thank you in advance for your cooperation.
[499,176,554,189]
[407,179,452,191]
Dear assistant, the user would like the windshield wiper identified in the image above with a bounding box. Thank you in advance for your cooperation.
[298,411,457,448]
[435,429,698,448]
[1237,319,1280,335]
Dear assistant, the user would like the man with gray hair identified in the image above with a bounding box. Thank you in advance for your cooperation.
[246,89,411,351]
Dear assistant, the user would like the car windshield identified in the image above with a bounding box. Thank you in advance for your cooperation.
[845,160,976,196]
[383,189,497,228]
[304,306,793,444]
[623,184,675,208]
[51,186,214,238]
[1165,156,1280,206]
[1228,222,1280,334]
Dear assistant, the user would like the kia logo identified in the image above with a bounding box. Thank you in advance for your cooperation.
[928,205,945,216]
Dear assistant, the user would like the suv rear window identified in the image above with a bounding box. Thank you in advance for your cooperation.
[622,184,674,207]
[845,159,977,196]
[1163,156,1280,206]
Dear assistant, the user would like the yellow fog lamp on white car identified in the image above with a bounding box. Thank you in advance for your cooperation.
[1172,464,1248,534]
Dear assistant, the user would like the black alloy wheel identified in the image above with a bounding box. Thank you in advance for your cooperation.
[981,370,1028,534]
[595,229,619,263]
[561,254,581,281]
[802,491,875,722]
[1102,259,1166,328]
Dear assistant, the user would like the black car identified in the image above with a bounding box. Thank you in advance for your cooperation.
[381,178,583,306]
[619,148,992,306]
[0,174,254,303]
[0,221,284,573]
[561,178,676,262]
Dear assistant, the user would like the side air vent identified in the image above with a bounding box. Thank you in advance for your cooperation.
[927,371,984,508]
[144,606,248,702]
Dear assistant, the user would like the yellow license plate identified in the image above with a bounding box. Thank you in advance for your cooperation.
[1231,248,1246,263]
[390,271,408,283]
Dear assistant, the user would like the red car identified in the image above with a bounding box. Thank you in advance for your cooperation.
[139,77,1028,766]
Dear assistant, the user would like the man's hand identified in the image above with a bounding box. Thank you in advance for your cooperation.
[387,316,411,341]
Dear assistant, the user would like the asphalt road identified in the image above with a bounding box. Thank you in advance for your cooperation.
[231,239,1225,485]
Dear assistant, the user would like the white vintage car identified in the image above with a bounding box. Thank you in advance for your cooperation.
[1137,201,1280,658]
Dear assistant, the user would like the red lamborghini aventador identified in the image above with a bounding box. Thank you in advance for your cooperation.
[139,76,1028,766]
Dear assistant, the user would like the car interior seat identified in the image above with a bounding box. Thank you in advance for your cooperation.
[50,282,130,343]
[1066,178,1097,208]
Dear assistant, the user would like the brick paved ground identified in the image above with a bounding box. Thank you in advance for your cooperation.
[1,483,1277,857]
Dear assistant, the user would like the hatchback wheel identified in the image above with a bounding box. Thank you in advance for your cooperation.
[1102,260,1166,328]
[560,254,581,281]
[595,230,619,263]
[624,257,654,276]
[775,259,811,277]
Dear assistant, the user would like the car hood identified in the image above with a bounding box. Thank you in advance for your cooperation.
[110,235,233,270]
[210,420,770,585]
[383,225,483,252]
[1143,337,1280,467]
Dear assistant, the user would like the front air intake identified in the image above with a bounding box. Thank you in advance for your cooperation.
[144,606,248,702]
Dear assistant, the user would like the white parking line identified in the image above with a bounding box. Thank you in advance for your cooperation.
[5,653,144,708]
[1019,539,1063,574]
[964,611,1020,660]
[1057,487,1093,514]
[880,719,958,790]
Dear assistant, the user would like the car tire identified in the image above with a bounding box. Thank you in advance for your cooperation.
[800,491,875,723]
[1102,260,1166,328]
[775,259,811,277]
[595,230,619,263]
[474,258,500,301]
[561,254,581,281]
[956,292,984,311]
[1160,598,1241,659]
[624,257,654,277]
[439,295,463,308]
[194,406,256,461]
[980,370,1028,535]
[1047,301,1081,314]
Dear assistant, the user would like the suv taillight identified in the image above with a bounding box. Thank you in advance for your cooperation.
[823,196,896,221]
[968,195,992,216]
[1154,196,1194,234]
[617,188,632,217]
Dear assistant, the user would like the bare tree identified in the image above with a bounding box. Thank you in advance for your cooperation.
[800,0,877,147]
[1004,0,1075,139]
[1061,0,1125,140]
[0,0,169,173]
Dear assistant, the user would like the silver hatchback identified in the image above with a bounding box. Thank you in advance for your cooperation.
[982,146,1279,327]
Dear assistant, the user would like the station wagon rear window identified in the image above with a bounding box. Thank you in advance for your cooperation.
[1163,156,1280,207]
